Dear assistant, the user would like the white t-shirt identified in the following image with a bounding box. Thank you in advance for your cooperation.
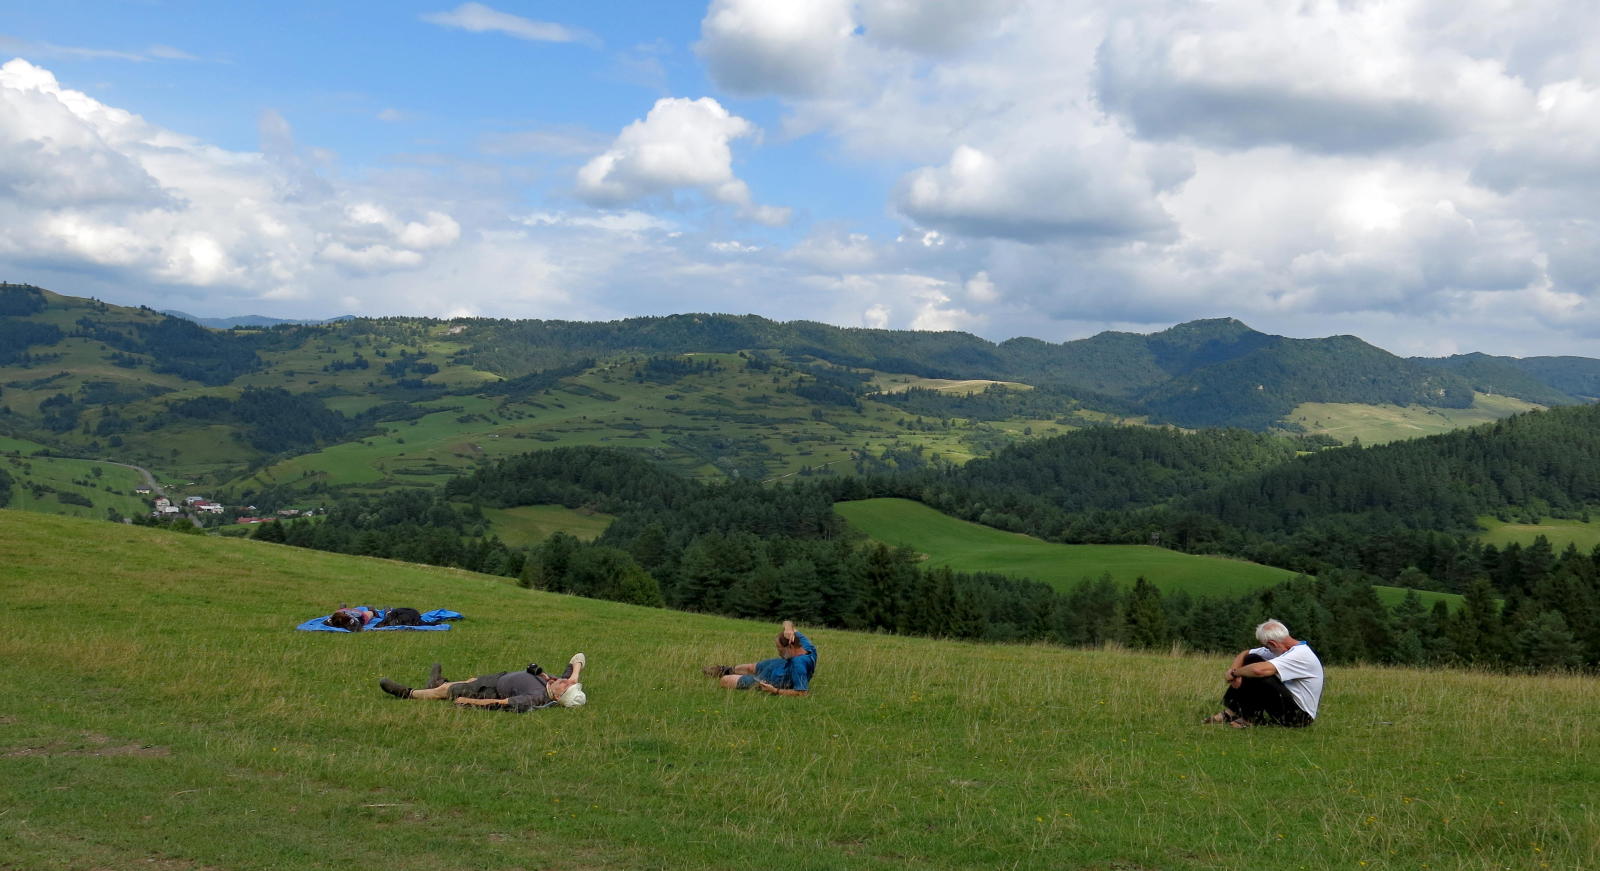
[1250,641,1324,719]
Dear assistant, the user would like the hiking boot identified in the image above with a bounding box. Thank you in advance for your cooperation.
[379,678,413,699]
[426,663,446,689]
[702,664,732,677]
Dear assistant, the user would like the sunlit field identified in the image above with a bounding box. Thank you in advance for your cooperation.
[1287,393,1542,445]
[5,510,1574,870]
[835,497,1460,608]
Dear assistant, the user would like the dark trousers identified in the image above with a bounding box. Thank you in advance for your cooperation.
[1223,653,1313,727]
[373,607,437,628]
[448,661,576,700]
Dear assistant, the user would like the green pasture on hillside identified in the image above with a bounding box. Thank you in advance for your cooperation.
[0,455,151,520]
[0,435,48,453]
[1479,515,1600,552]
[227,355,1082,499]
[1286,393,1541,445]
[838,497,1297,596]
[1,510,1593,870]
[481,504,615,547]
[836,498,1458,608]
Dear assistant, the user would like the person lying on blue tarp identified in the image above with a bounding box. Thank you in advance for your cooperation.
[378,654,587,712]
[295,606,462,632]
[702,620,816,696]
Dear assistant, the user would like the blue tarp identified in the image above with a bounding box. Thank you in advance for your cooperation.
[296,607,463,632]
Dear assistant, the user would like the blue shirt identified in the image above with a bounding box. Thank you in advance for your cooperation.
[751,633,818,690]
[786,633,817,691]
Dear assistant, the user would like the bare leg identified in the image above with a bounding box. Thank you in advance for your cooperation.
[409,679,473,701]
[731,663,756,675]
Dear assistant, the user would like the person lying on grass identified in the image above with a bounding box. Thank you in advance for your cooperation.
[1204,619,1323,728]
[379,653,587,711]
[326,605,441,631]
[702,620,816,696]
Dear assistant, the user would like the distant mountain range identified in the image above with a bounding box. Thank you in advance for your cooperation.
[1,283,1597,503]
[160,310,354,329]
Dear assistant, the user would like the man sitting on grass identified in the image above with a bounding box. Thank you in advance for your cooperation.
[1205,619,1323,728]
[702,620,816,696]
[379,653,587,711]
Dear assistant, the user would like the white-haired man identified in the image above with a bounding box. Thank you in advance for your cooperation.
[379,654,587,711]
[1205,620,1322,728]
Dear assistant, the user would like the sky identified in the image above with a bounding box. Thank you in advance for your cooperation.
[2,0,1599,358]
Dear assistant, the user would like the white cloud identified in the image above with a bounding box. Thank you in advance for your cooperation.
[10,0,1600,359]
[696,0,857,97]
[576,96,788,224]
[0,58,462,293]
[679,0,1600,355]
[0,37,199,63]
[319,242,424,271]
[519,210,675,233]
[896,143,1179,242]
[857,0,1023,55]
[421,3,597,46]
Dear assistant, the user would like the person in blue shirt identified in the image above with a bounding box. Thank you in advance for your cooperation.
[702,621,816,696]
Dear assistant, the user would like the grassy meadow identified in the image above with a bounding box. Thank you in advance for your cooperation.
[0,454,151,520]
[2,510,1593,871]
[229,353,1082,499]
[1286,393,1542,446]
[835,497,1458,608]
[481,504,615,547]
[1478,516,1600,552]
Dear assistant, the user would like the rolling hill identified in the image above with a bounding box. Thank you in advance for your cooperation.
[4,284,1594,522]
[4,509,1595,870]
[834,497,1459,608]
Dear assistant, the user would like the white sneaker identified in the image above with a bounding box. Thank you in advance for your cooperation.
[569,652,586,668]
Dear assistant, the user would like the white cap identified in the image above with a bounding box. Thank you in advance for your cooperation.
[558,682,586,707]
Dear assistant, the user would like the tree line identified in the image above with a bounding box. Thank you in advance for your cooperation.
[249,439,1600,671]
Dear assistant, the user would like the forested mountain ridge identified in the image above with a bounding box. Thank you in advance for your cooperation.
[1412,352,1600,404]
[2,283,1596,510]
[252,399,1600,670]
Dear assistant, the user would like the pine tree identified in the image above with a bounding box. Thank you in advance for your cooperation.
[776,558,825,625]
[1516,610,1584,671]
[1123,577,1170,650]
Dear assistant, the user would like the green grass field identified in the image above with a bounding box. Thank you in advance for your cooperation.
[0,435,49,453]
[481,504,615,547]
[1,455,152,520]
[2,510,1592,870]
[1287,393,1542,445]
[836,498,1459,608]
[227,355,1083,499]
[1478,515,1600,552]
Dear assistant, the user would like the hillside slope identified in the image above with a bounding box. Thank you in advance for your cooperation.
[4,284,1591,497]
[3,509,1597,870]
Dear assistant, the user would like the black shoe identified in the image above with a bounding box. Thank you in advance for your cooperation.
[702,664,732,677]
[426,663,446,689]
[379,678,413,699]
